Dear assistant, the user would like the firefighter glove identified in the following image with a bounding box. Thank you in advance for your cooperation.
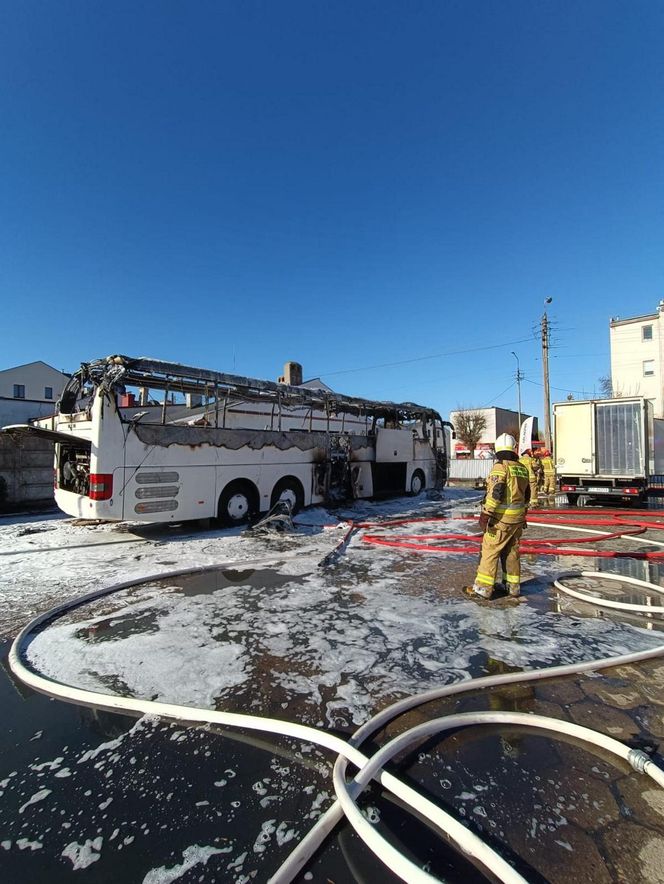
[478,511,490,532]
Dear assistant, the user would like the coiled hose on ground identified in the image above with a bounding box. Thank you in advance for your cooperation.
[9,509,664,883]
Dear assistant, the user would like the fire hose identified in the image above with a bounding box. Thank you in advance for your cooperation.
[361,509,664,560]
[8,510,664,883]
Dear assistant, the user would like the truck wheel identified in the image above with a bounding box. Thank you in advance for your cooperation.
[218,481,258,526]
[566,493,579,507]
[270,477,304,515]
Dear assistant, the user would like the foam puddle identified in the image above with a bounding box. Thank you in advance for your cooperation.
[7,492,664,882]
[25,560,663,730]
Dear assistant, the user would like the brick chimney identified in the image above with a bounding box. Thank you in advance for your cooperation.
[278,361,303,386]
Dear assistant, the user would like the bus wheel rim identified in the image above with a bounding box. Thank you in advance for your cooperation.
[279,489,297,508]
[227,493,248,520]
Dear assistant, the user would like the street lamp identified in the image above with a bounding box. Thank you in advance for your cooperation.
[511,351,522,434]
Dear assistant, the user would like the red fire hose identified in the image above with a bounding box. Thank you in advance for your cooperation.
[360,508,664,560]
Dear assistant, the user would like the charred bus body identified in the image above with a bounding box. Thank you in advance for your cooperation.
[4,356,451,524]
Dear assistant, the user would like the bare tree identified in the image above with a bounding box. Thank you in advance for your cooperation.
[452,409,487,459]
[598,374,624,398]
[598,375,613,398]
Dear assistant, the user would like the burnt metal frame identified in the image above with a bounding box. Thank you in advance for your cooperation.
[65,355,446,427]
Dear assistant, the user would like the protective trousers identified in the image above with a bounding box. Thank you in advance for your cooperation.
[475,522,524,592]
[542,476,556,495]
[529,479,539,507]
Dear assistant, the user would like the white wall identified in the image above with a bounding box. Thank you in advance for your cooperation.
[0,362,69,403]
[0,399,58,428]
[449,407,533,457]
[610,308,663,415]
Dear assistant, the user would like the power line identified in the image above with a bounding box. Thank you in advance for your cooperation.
[523,377,589,397]
[314,336,534,379]
[481,381,515,408]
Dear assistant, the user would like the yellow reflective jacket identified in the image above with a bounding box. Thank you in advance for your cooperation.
[540,455,555,477]
[519,453,540,482]
[483,458,530,524]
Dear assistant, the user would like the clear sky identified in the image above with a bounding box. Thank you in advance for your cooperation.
[1,1,663,421]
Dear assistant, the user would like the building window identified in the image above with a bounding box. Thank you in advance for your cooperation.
[13,384,25,399]
[643,325,653,341]
[643,360,655,377]
[44,386,53,400]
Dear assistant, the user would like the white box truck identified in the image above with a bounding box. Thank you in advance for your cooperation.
[554,397,664,505]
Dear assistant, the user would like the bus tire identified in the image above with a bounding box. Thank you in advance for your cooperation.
[270,477,304,515]
[218,480,258,526]
[409,470,426,496]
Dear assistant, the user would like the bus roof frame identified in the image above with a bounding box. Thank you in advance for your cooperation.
[70,355,446,424]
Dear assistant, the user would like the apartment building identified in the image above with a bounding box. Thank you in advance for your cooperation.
[0,361,70,427]
[610,301,664,416]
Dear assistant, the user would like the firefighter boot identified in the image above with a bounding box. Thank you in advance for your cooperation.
[470,583,494,600]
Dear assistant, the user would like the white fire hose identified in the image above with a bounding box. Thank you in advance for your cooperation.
[9,559,664,884]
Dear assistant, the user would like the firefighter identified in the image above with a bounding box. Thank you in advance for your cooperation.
[469,433,530,599]
[538,449,556,501]
[519,447,541,508]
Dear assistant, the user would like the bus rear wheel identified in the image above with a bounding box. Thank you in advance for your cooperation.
[409,470,426,495]
[270,477,304,515]
[218,481,258,527]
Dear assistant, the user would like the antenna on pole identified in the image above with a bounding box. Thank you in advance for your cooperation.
[542,298,553,450]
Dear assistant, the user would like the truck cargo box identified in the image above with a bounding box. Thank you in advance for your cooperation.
[554,397,653,504]
[595,400,644,476]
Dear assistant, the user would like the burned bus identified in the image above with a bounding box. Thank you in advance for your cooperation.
[2,355,451,524]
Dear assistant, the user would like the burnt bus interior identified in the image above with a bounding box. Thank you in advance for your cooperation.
[58,444,91,496]
[55,355,451,500]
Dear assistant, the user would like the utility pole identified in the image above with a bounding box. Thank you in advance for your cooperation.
[542,298,552,450]
[511,351,523,432]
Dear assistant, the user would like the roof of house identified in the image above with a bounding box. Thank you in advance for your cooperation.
[610,313,659,327]
[0,360,69,377]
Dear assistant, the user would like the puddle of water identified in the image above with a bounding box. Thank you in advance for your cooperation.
[6,540,664,883]
[0,641,373,883]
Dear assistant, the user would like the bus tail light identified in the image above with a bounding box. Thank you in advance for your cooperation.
[89,474,113,500]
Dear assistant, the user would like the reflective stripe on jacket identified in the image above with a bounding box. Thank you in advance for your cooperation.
[483,460,530,524]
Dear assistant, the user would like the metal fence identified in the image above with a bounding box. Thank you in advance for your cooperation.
[0,434,54,507]
[448,459,494,481]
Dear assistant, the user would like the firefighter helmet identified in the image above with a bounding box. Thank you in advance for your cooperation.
[494,433,517,453]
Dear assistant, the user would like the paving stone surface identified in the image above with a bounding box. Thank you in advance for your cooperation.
[554,740,629,784]
[635,679,664,709]
[507,819,613,884]
[568,700,639,740]
[633,704,664,739]
[581,679,646,709]
[617,777,664,830]
[527,698,570,721]
[529,768,621,832]
[600,821,664,883]
[536,679,586,706]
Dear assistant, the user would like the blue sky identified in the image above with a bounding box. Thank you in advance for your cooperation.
[1,1,663,421]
